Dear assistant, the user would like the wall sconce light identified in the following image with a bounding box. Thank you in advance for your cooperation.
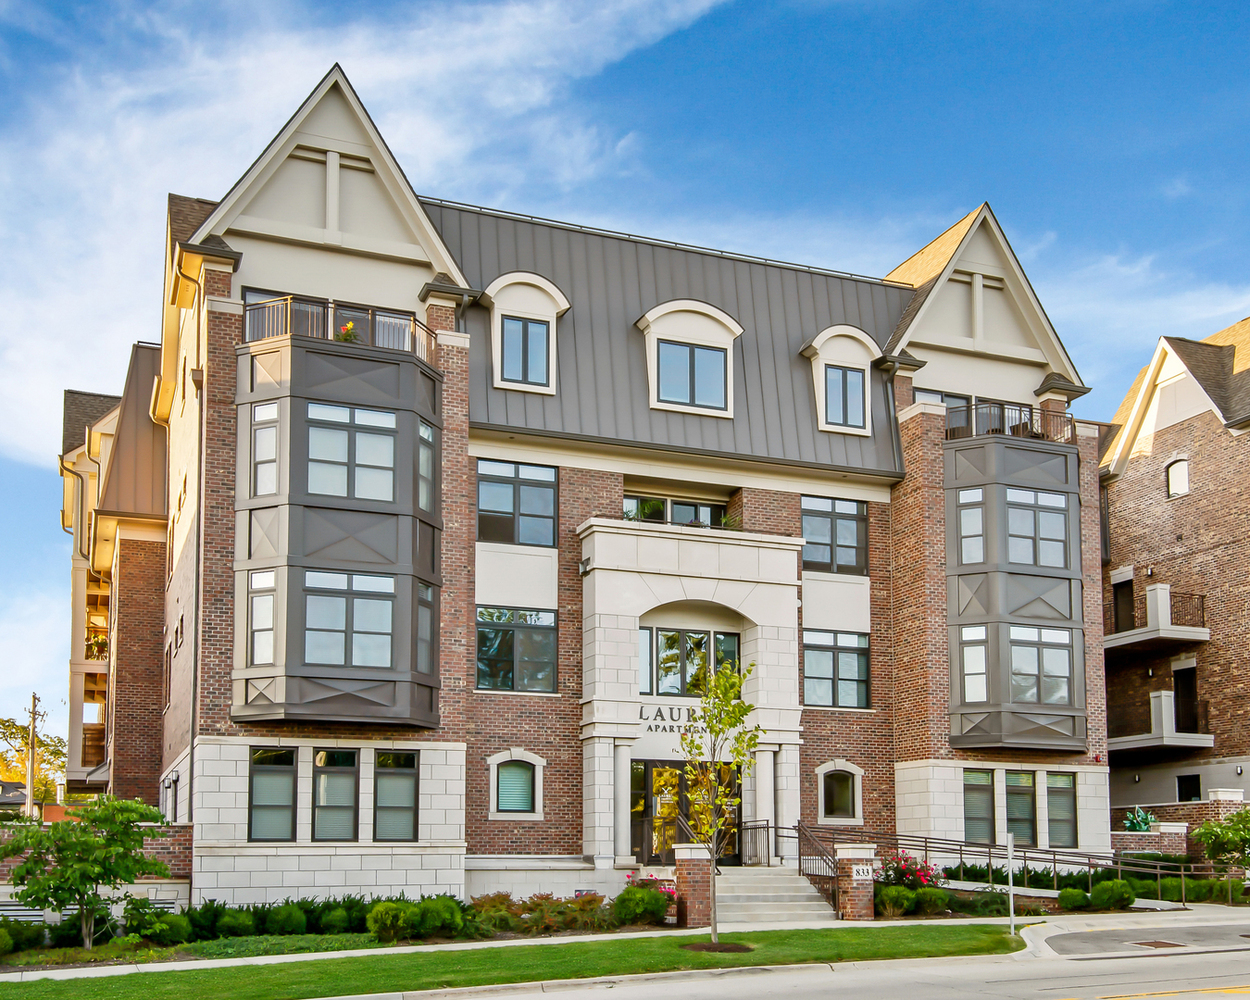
[1238,766,1244,777]
[1134,774,1141,783]
[1148,667,1153,677]
[1147,567,1154,577]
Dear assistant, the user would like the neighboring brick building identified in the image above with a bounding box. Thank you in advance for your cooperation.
[1100,319,1250,824]
[59,65,1110,906]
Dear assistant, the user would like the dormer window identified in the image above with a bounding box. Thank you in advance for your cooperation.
[636,300,743,419]
[799,325,881,437]
[482,272,570,396]
[824,365,865,429]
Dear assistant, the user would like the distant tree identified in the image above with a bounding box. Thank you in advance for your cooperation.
[1193,808,1250,872]
[0,716,67,805]
[679,661,762,944]
[1,797,168,949]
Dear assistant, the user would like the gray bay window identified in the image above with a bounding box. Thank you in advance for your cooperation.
[304,572,395,668]
[249,570,276,666]
[307,403,396,502]
[1006,488,1068,568]
[252,401,279,496]
[1009,626,1072,705]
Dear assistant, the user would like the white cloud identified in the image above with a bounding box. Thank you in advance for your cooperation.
[0,0,726,465]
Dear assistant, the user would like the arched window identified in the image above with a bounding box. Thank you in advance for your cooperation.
[1166,459,1189,498]
[814,758,864,826]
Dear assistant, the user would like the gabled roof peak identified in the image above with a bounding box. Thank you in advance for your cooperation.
[885,203,986,289]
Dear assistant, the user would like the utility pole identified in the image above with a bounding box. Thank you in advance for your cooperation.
[25,693,38,821]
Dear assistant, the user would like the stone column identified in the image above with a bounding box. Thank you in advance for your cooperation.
[583,737,616,867]
[775,744,800,862]
[754,748,776,858]
[674,843,712,928]
[614,742,633,861]
[834,844,877,921]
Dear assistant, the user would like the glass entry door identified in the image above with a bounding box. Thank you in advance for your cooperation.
[629,759,740,866]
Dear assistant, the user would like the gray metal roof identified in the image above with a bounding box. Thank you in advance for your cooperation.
[97,344,167,519]
[421,200,915,477]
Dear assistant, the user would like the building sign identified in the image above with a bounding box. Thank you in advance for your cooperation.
[852,864,873,881]
[633,702,709,759]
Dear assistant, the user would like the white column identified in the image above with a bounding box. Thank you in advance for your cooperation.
[614,743,633,861]
[775,744,800,861]
[754,748,776,855]
[583,737,616,868]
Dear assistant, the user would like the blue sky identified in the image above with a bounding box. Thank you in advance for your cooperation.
[2,0,1249,741]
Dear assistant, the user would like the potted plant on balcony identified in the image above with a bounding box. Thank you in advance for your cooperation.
[85,634,107,661]
[335,320,361,343]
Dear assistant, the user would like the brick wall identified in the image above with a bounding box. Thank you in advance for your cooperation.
[1111,828,1188,856]
[675,851,712,927]
[0,825,191,881]
[1111,798,1245,859]
[110,538,167,804]
[728,487,801,536]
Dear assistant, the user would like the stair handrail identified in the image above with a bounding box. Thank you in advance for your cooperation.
[794,820,840,911]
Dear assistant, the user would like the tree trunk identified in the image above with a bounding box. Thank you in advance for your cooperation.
[81,907,94,951]
[708,831,719,944]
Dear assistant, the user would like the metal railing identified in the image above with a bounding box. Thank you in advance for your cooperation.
[791,822,840,910]
[1103,591,1206,634]
[740,820,773,866]
[244,296,438,366]
[945,403,1076,444]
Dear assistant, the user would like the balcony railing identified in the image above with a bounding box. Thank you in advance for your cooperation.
[1171,592,1206,628]
[944,403,1076,444]
[244,296,438,366]
[1103,591,1205,635]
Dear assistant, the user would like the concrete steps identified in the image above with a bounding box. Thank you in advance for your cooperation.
[715,865,838,923]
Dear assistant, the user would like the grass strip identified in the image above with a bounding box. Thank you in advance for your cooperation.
[0,925,1020,1000]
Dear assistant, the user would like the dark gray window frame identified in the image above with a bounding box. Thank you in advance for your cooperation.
[312,748,360,843]
[647,628,740,697]
[500,315,550,387]
[248,746,297,843]
[248,569,277,667]
[252,400,280,497]
[1006,771,1037,847]
[963,768,995,845]
[417,419,437,513]
[801,496,868,575]
[476,606,558,693]
[656,339,728,411]
[1046,772,1077,848]
[373,751,419,842]
[1006,488,1069,569]
[306,402,398,503]
[303,572,397,670]
[824,364,866,429]
[623,495,727,528]
[476,460,558,547]
[802,631,870,708]
[416,583,438,677]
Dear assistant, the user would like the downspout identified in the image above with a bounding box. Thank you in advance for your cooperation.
[186,260,206,831]
[58,456,90,560]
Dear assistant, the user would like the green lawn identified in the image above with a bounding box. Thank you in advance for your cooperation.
[0,925,1020,1000]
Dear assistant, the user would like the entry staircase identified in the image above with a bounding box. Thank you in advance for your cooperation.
[715,865,839,924]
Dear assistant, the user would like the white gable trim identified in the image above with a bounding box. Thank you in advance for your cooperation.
[190,65,467,286]
[894,206,1081,386]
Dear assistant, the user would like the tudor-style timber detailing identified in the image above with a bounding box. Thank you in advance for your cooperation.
[61,64,1115,908]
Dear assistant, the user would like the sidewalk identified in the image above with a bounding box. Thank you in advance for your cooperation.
[1020,902,1250,959]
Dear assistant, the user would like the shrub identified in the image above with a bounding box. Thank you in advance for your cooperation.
[613,884,671,926]
[912,887,949,915]
[49,917,90,948]
[471,892,521,934]
[1127,877,1158,900]
[412,896,463,938]
[946,890,1008,916]
[875,851,944,890]
[1159,877,1184,902]
[566,893,615,932]
[215,910,255,937]
[1057,888,1089,911]
[1186,878,1213,902]
[0,929,13,958]
[266,903,307,936]
[0,919,45,952]
[321,907,351,935]
[875,885,915,918]
[187,899,224,941]
[367,901,405,943]
[1090,879,1136,910]
[153,913,191,946]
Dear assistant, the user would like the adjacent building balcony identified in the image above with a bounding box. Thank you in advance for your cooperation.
[1103,583,1209,652]
[944,402,1076,444]
[244,295,438,367]
[1108,688,1214,752]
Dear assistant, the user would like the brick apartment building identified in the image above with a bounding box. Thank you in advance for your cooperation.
[58,66,1109,907]
[1100,318,1250,826]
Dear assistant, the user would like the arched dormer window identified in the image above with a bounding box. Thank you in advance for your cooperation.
[635,300,744,418]
[799,325,882,437]
[1166,459,1189,498]
[481,272,571,396]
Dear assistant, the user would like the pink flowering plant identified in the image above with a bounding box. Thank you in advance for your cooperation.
[625,872,677,899]
[874,850,945,890]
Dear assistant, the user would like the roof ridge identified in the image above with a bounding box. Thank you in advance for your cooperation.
[883,203,983,288]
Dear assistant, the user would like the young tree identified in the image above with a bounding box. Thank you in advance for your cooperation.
[0,716,67,806]
[679,660,762,944]
[1,797,168,949]
[1193,808,1250,898]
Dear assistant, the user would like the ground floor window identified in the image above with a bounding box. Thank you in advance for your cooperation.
[814,758,864,825]
[1177,773,1201,802]
[488,748,545,820]
[1047,772,1077,848]
[1006,771,1036,847]
[374,752,418,841]
[249,747,296,842]
[963,769,994,844]
[313,749,358,842]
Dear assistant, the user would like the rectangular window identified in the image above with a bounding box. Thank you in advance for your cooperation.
[961,625,988,703]
[497,760,535,812]
[1009,626,1072,705]
[963,769,994,844]
[252,401,279,496]
[249,747,296,842]
[957,488,984,565]
[477,607,557,692]
[657,340,727,410]
[1047,773,1077,848]
[333,303,415,351]
[638,628,653,695]
[623,495,667,522]
[304,572,395,668]
[623,495,727,528]
[1006,771,1036,847]
[1006,489,1068,569]
[823,771,855,818]
[646,628,739,696]
[501,317,550,386]
[249,569,276,666]
[802,631,870,708]
[801,496,868,575]
[825,365,866,428]
[416,584,436,675]
[417,421,436,512]
[477,460,557,547]
[374,751,418,841]
[313,749,358,841]
[307,403,396,502]
[1177,774,1201,802]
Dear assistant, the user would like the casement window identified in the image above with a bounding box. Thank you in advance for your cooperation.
[501,317,550,387]
[657,340,727,410]
[488,748,546,819]
[1166,459,1190,498]
[1006,771,1036,847]
[416,584,436,675]
[645,628,740,696]
[824,365,866,429]
[963,769,994,844]
[307,403,397,502]
[477,460,557,547]
[823,771,854,818]
[417,421,436,511]
[1177,774,1201,802]
[374,751,418,842]
[476,607,557,692]
[801,496,868,575]
[1047,773,1077,848]
[638,628,654,695]
[249,747,296,842]
[252,401,279,496]
[802,631,870,708]
[960,625,989,703]
[623,495,728,528]
[1006,489,1068,568]
[957,488,985,564]
[304,572,395,668]
[312,749,358,842]
[1009,626,1072,705]
[249,570,276,666]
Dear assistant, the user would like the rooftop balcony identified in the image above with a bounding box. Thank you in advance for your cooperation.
[1103,583,1209,653]
[245,295,438,367]
[1108,688,1214,753]
[944,402,1076,444]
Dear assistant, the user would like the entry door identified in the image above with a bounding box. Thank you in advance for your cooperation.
[629,760,741,866]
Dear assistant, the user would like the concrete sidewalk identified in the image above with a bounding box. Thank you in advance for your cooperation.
[1020,902,1250,960]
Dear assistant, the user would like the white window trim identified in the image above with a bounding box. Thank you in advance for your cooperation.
[1165,456,1190,499]
[635,299,743,419]
[800,325,881,437]
[488,747,546,821]
[814,758,864,827]
[482,272,571,396]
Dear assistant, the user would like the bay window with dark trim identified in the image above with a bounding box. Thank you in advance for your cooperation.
[306,402,397,502]
[824,364,865,428]
[476,607,557,692]
[657,340,727,410]
[304,572,395,668]
[248,569,276,666]
[374,752,418,841]
[501,317,550,386]
[249,747,296,842]
[312,749,358,841]
[477,460,557,546]
[1006,488,1068,569]
[252,401,279,496]
[1009,626,1072,705]
[801,496,867,575]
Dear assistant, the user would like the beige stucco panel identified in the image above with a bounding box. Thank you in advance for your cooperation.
[475,542,559,610]
[802,572,872,633]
